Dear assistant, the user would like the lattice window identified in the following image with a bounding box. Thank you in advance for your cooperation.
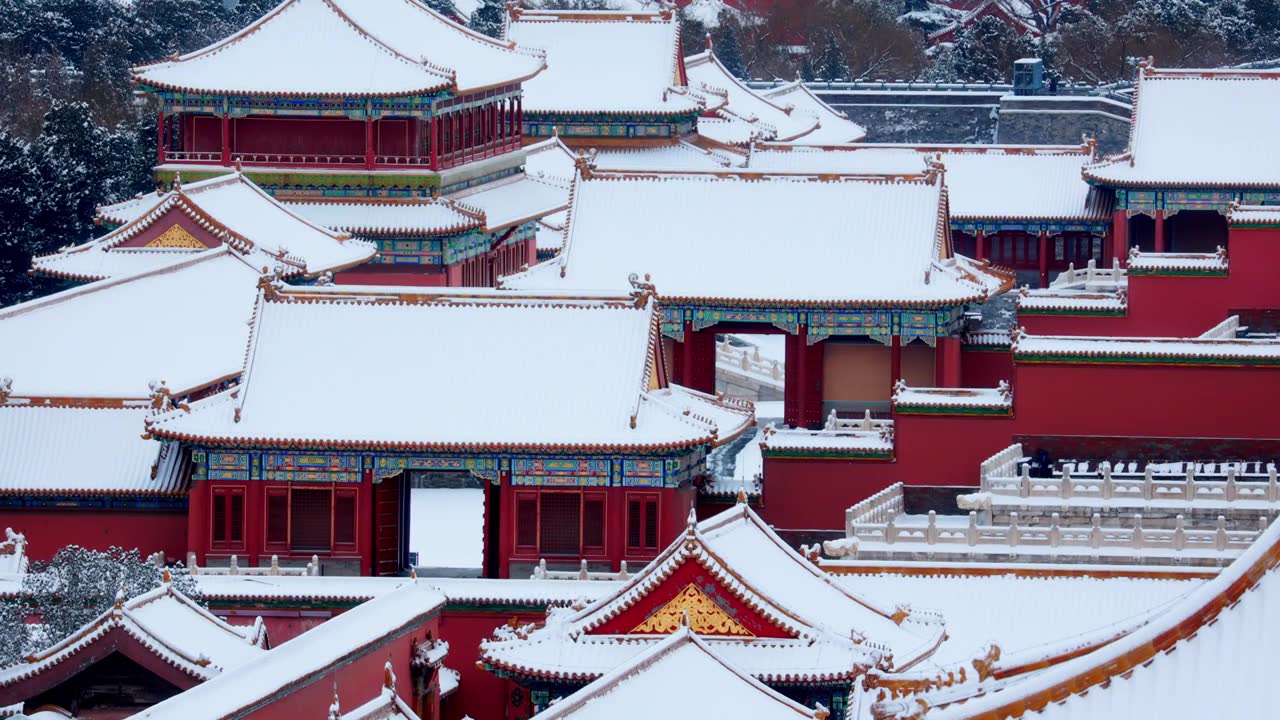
[539,493,580,556]
[334,491,357,547]
[627,494,660,552]
[211,487,246,550]
[516,494,538,550]
[583,495,605,552]
[291,489,332,552]
[266,491,288,547]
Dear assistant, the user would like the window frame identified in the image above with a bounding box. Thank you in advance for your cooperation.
[626,492,661,555]
[210,485,247,552]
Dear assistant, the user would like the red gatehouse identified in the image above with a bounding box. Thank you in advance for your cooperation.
[145,281,751,578]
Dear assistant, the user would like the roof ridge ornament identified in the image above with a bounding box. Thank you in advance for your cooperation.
[627,272,657,307]
[0,377,11,403]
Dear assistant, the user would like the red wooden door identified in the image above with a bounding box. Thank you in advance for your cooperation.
[374,476,403,576]
[801,338,825,429]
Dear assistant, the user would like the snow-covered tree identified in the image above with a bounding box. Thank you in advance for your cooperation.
[799,52,817,82]
[469,0,506,38]
[22,546,201,652]
[816,33,848,82]
[951,16,1034,82]
[712,22,747,78]
[0,600,32,667]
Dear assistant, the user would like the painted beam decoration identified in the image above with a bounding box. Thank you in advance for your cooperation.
[1115,187,1280,213]
[662,305,967,345]
[523,111,698,139]
[191,446,706,488]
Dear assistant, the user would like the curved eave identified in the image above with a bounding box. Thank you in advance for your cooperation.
[951,212,1112,224]
[455,62,547,95]
[523,105,703,118]
[0,489,188,498]
[660,293,990,310]
[135,78,454,100]
[148,427,715,454]
[1083,166,1280,191]
[26,263,109,283]
[480,656,865,685]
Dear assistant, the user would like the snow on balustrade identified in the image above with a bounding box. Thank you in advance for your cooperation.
[1127,246,1228,274]
[1018,258,1128,314]
[758,415,894,458]
[185,552,319,577]
[977,449,1280,519]
[530,558,633,582]
[1048,257,1127,291]
[891,380,1012,414]
[826,507,1264,567]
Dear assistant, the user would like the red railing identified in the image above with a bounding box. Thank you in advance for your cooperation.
[164,150,223,163]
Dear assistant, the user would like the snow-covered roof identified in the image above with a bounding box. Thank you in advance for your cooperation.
[41,173,374,281]
[524,136,580,184]
[503,167,1011,307]
[758,425,893,456]
[759,81,867,144]
[685,51,818,143]
[1012,330,1280,364]
[892,383,1012,413]
[1084,65,1280,189]
[505,6,701,115]
[1228,203,1280,225]
[134,0,545,97]
[744,144,1112,222]
[0,581,266,695]
[920,505,1280,719]
[592,141,743,171]
[148,284,752,451]
[1127,249,1228,274]
[0,401,183,495]
[532,627,824,719]
[450,174,570,230]
[285,198,483,237]
[1015,289,1126,314]
[132,583,445,720]
[481,502,945,684]
[334,665,422,720]
[0,250,261,399]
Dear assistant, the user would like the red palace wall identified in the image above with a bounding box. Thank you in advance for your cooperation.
[238,613,439,720]
[0,509,187,563]
[437,610,545,720]
[961,348,1013,388]
[335,265,448,287]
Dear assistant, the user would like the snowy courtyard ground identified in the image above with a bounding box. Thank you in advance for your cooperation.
[409,488,484,575]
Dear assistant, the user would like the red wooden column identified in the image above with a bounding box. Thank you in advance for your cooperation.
[791,330,808,428]
[890,335,902,392]
[364,117,375,170]
[429,115,439,170]
[516,95,523,139]
[1154,210,1167,253]
[186,476,208,566]
[156,109,167,164]
[1038,231,1050,288]
[220,113,231,165]
[975,230,986,262]
[1112,209,1128,265]
[935,336,962,387]
[802,333,825,428]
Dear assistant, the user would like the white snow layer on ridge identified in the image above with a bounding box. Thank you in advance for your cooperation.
[409,488,484,570]
[837,573,1198,669]
[1014,334,1280,359]
[760,82,867,144]
[535,630,819,719]
[131,583,445,720]
[1087,70,1280,187]
[0,251,260,398]
[685,52,817,141]
[0,405,182,493]
[451,174,570,229]
[746,146,1106,221]
[135,0,452,96]
[893,386,1010,408]
[592,142,740,171]
[286,198,481,235]
[507,11,699,114]
[151,291,740,448]
[504,173,992,305]
[927,508,1280,719]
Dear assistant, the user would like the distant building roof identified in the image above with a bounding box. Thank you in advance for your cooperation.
[503,167,1010,307]
[685,51,819,143]
[134,0,545,97]
[147,285,752,452]
[759,81,867,144]
[1085,65,1280,189]
[505,6,701,116]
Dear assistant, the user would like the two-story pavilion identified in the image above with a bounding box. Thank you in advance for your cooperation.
[1085,62,1280,258]
[503,162,1011,427]
[504,5,705,144]
[135,0,545,195]
[146,282,752,579]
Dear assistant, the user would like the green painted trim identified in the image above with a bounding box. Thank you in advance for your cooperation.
[893,405,1012,417]
[206,598,362,611]
[1230,222,1280,229]
[761,449,893,461]
[1127,267,1227,277]
[1016,307,1127,317]
[443,601,553,614]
